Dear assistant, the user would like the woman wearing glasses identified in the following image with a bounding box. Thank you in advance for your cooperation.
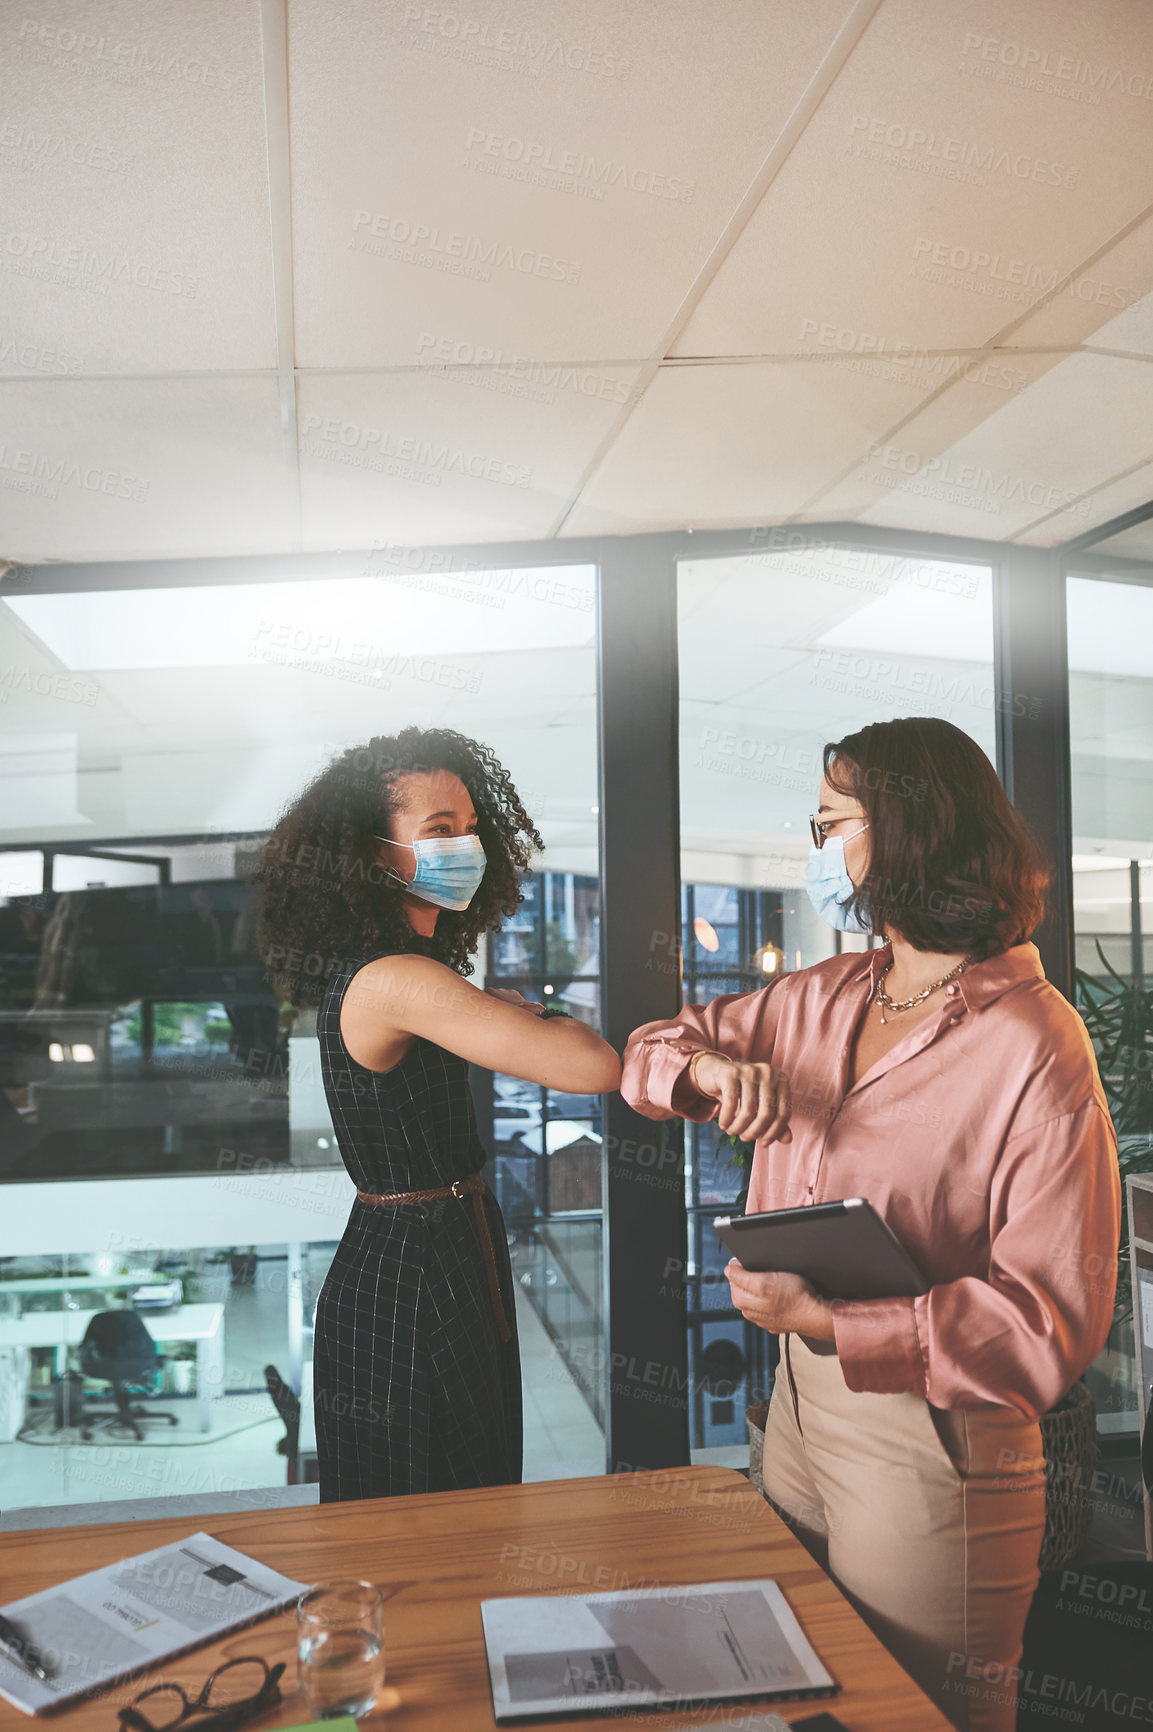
[254,727,620,1503]
[621,716,1120,1732]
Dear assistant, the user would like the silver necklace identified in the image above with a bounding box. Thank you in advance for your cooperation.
[873,955,974,1024]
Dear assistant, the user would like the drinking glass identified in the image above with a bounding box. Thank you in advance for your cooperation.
[296,1581,384,1719]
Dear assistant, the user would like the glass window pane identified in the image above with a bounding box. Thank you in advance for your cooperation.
[1067,571,1153,1440]
[678,543,995,1454]
[0,566,603,1507]
[488,864,606,1474]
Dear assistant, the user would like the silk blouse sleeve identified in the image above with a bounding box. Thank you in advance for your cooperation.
[833,1095,1121,1419]
[620,982,784,1122]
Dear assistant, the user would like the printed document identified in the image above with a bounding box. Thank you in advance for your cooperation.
[482,1579,837,1721]
[0,1532,307,1716]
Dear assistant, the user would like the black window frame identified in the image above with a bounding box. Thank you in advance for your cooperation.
[5,504,1153,1463]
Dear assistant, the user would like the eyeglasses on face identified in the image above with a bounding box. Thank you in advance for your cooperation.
[808,812,869,850]
[115,1656,285,1732]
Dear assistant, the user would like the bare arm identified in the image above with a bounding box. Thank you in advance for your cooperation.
[340,955,622,1094]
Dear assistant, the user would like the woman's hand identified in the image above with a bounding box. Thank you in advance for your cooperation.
[725,1262,834,1339]
[690,1052,791,1142]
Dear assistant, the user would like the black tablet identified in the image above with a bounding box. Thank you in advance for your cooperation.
[714,1198,928,1302]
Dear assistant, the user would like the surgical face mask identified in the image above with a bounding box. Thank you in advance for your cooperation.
[805,825,871,933]
[375,833,487,911]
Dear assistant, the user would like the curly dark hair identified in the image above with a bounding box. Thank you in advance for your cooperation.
[252,726,543,1007]
[824,717,1050,960]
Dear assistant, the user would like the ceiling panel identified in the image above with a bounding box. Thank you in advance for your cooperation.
[1004,217,1153,354]
[563,361,942,534]
[849,352,1153,542]
[672,0,1153,362]
[286,0,855,368]
[297,364,639,545]
[0,0,276,377]
[1017,459,1153,546]
[0,378,297,561]
[798,349,1064,522]
[0,0,1149,561]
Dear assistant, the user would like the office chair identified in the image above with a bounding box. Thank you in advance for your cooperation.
[263,1364,300,1484]
[78,1308,179,1442]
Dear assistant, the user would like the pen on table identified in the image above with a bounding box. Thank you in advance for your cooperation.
[0,1612,51,1681]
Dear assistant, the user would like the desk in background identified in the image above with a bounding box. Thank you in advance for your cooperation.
[0,1271,161,1314]
[0,1467,952,1731]
[0,1303,225,1432]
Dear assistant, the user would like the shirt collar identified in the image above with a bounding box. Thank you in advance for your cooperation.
[861,940,1044,1011]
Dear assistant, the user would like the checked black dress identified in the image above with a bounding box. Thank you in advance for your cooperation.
[313,949,522,1501]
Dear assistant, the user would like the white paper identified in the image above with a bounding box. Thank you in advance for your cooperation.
[481,1579,835,1722]
[0,1532,307,1717]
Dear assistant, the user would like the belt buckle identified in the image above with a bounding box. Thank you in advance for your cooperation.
[451,1179,466,1199]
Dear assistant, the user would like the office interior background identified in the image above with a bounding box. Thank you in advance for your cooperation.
[1,0,1152,1541]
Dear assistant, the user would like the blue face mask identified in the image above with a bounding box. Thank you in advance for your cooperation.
[376,833,487,911]
[805,826,871,933]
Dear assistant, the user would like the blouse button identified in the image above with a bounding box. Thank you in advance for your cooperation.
[946,984,959,995]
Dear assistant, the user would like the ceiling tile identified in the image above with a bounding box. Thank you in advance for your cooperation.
[850,352,1153,542]
[0,377,296,560]
[1003,216,1153,355]
[286,0,854,367]
[673,0,1153,361]
[562,360,926,534]
[297,363,638,546]
[0,0,277,376]
[806,347,1062,521]
[1017,460,1153,547]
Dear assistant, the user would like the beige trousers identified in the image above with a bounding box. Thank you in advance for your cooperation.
[762,1335,1047,1732]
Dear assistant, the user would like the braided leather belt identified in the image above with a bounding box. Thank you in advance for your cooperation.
[355,1171,512,1342]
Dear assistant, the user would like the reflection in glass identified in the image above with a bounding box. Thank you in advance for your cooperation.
[0,561,604,1499]
[1068,573,1153,1438]
[488,869,606,1453]
[678,546,996,1452]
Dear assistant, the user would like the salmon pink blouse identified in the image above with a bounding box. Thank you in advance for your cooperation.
[621,943,1121,1419]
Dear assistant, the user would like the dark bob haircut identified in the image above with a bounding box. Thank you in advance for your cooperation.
[824,717,1049,959]
[252,726,542,1007]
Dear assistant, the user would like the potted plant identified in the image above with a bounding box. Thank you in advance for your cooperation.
[723,1133,755,1215]
[1075,942,1153,1327]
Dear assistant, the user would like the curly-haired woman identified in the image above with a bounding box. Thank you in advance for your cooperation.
[621,717,1120,1732]
[254,726,621,1502]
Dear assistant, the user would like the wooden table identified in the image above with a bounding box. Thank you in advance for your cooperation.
[0,1469,951,1731]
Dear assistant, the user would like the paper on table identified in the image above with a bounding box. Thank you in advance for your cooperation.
[659,1716,794,1732]
[482,1579,836,1721]
[0,1532,307,1717]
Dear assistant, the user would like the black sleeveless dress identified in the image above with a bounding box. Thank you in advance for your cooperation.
[312,949,522,1501]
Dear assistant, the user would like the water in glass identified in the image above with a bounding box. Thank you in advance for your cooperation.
[297,1628,384,1718]
[297,1580,384,1720]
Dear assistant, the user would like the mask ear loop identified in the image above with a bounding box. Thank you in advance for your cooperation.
[373,834,415,890]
